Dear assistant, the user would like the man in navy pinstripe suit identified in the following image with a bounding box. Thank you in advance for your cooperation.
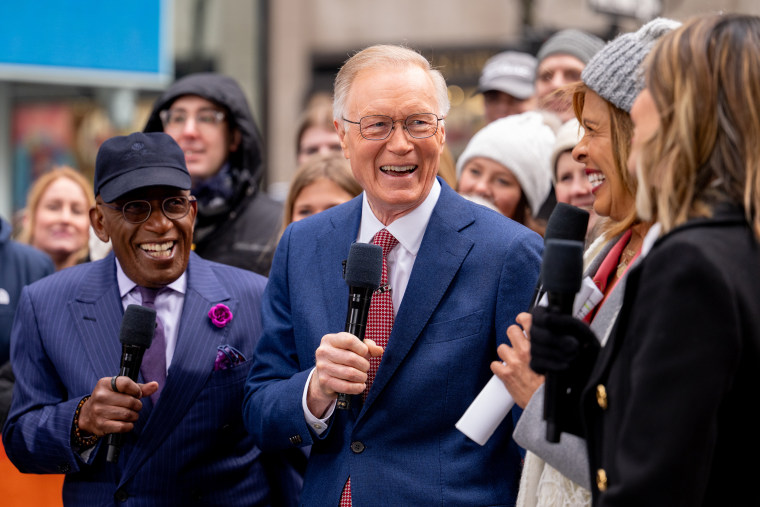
[2,132,300,506]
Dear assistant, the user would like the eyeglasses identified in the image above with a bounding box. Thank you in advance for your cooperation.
[99,196,196,224]
[342,113,443,140]
[159,109,226,133]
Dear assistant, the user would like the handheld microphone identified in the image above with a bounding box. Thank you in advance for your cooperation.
[530,203,589,309]
[336,242,382,411]
[457,205,589,445]
[541,238,584,443]
[106,304,156,464]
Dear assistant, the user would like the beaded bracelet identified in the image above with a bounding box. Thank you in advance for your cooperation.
[73,395,99,448]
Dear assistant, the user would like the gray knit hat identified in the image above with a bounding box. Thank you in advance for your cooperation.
[581,18,681,112]
[536,29,605,66]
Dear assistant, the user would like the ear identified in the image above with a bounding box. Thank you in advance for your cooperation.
[90,204,110,243]
[334,119,351,160]
[229,129,242,153]
[437,122,446,155]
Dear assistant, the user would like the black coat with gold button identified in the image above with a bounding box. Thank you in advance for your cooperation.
[582,207,760,506]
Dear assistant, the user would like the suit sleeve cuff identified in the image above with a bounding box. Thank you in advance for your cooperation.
[302,368,335,436]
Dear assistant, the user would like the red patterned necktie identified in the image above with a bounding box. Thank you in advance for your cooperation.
[340,228,398,506]
[137,286,166,403]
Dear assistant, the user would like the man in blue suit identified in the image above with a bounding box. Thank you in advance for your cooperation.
[3,132,299,506]
[243,45,543,506]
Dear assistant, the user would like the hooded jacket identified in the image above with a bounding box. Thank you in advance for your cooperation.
[0,217,54,424]
[144,73,282,276]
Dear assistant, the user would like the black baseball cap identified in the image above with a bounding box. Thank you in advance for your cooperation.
[94,132,191,202]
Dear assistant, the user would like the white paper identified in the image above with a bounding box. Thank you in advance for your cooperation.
[456,374,515,446]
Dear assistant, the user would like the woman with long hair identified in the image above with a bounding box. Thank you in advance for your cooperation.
[530,14,760,505]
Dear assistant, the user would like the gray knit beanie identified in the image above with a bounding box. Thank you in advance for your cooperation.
[536,29,605,66]
[581,17,681,112]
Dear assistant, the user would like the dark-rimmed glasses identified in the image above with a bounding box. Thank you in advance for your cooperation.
[98,196,196,224]
[159,109,226,133]
[342,113,443,140]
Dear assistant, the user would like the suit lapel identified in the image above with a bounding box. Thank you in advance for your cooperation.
[69,253,124,383]
[121,253,231,482]
[361,186,475,412]
[316,198,363,339]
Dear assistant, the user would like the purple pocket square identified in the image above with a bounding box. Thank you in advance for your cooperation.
[214,345,246,371]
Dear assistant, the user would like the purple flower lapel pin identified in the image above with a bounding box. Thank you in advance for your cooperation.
[208,303,233,328]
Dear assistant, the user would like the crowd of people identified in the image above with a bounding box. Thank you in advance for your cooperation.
[1,11,759,507]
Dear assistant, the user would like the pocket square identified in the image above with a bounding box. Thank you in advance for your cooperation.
[214,345,246,371]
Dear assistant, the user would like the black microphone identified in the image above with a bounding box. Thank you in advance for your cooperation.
[106,304,157,464]
[336,242,382,410]
[530,203,589,309]
[540,238,584,443]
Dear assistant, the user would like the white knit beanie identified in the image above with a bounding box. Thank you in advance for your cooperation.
[456,111,555,215]
[581,17,681,112]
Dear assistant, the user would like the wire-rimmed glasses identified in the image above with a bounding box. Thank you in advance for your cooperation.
[99,196,196,224]
[342,113,443,140]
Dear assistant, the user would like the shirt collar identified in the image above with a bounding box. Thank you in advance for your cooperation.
[115,257,188,298]
[358,178,441,255]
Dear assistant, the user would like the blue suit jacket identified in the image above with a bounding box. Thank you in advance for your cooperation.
[3,252,293,506]
[243,181,543,506]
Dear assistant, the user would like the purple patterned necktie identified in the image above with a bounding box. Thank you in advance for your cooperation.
[137,286,166,403]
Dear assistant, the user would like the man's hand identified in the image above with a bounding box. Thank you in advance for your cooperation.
[491,312,545,408]
[307,332,383,417]
[77,376,159,436]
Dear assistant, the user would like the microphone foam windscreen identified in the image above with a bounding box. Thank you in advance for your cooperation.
[541,239,584,294]
[119,304,157,347]
[345,242,383,289]
[544,202,590,243]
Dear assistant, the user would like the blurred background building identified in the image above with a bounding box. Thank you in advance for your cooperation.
[1,0,758,220]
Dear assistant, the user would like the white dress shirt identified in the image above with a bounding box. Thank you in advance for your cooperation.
[303,180,442,434]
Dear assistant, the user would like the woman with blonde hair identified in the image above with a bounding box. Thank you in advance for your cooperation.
[491,18,680,507]
[530,13,760,504]
[283,153,362,228]
[18,166,94,271]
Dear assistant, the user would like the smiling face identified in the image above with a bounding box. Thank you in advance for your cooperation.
[291,177,355,222]
[572,90,634,221]
[31,176,91,264]
[162,95,240,182]
[91,186,196,288]
[335,64,445,225]
[458,157,523,219]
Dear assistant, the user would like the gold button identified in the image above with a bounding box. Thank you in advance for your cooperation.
[596,384,608,410]
[596,468,608,491]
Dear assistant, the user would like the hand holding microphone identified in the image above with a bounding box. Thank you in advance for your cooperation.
[105,304,157,463]
[74,305,157,462]
[456,204,589,446]
[307,243,384,415]
[531,238,595,442]
[336,243,382,410]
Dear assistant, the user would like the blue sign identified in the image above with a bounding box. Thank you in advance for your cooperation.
[0,1,172,88]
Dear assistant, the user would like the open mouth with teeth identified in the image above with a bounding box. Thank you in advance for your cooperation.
[380,165,417,175]
[140,241,175,259]
[586,170,606,193]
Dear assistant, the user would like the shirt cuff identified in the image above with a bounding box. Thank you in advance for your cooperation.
[302,367,335,436]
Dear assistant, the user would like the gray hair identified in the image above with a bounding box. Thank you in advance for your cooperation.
[333,44,450,122]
